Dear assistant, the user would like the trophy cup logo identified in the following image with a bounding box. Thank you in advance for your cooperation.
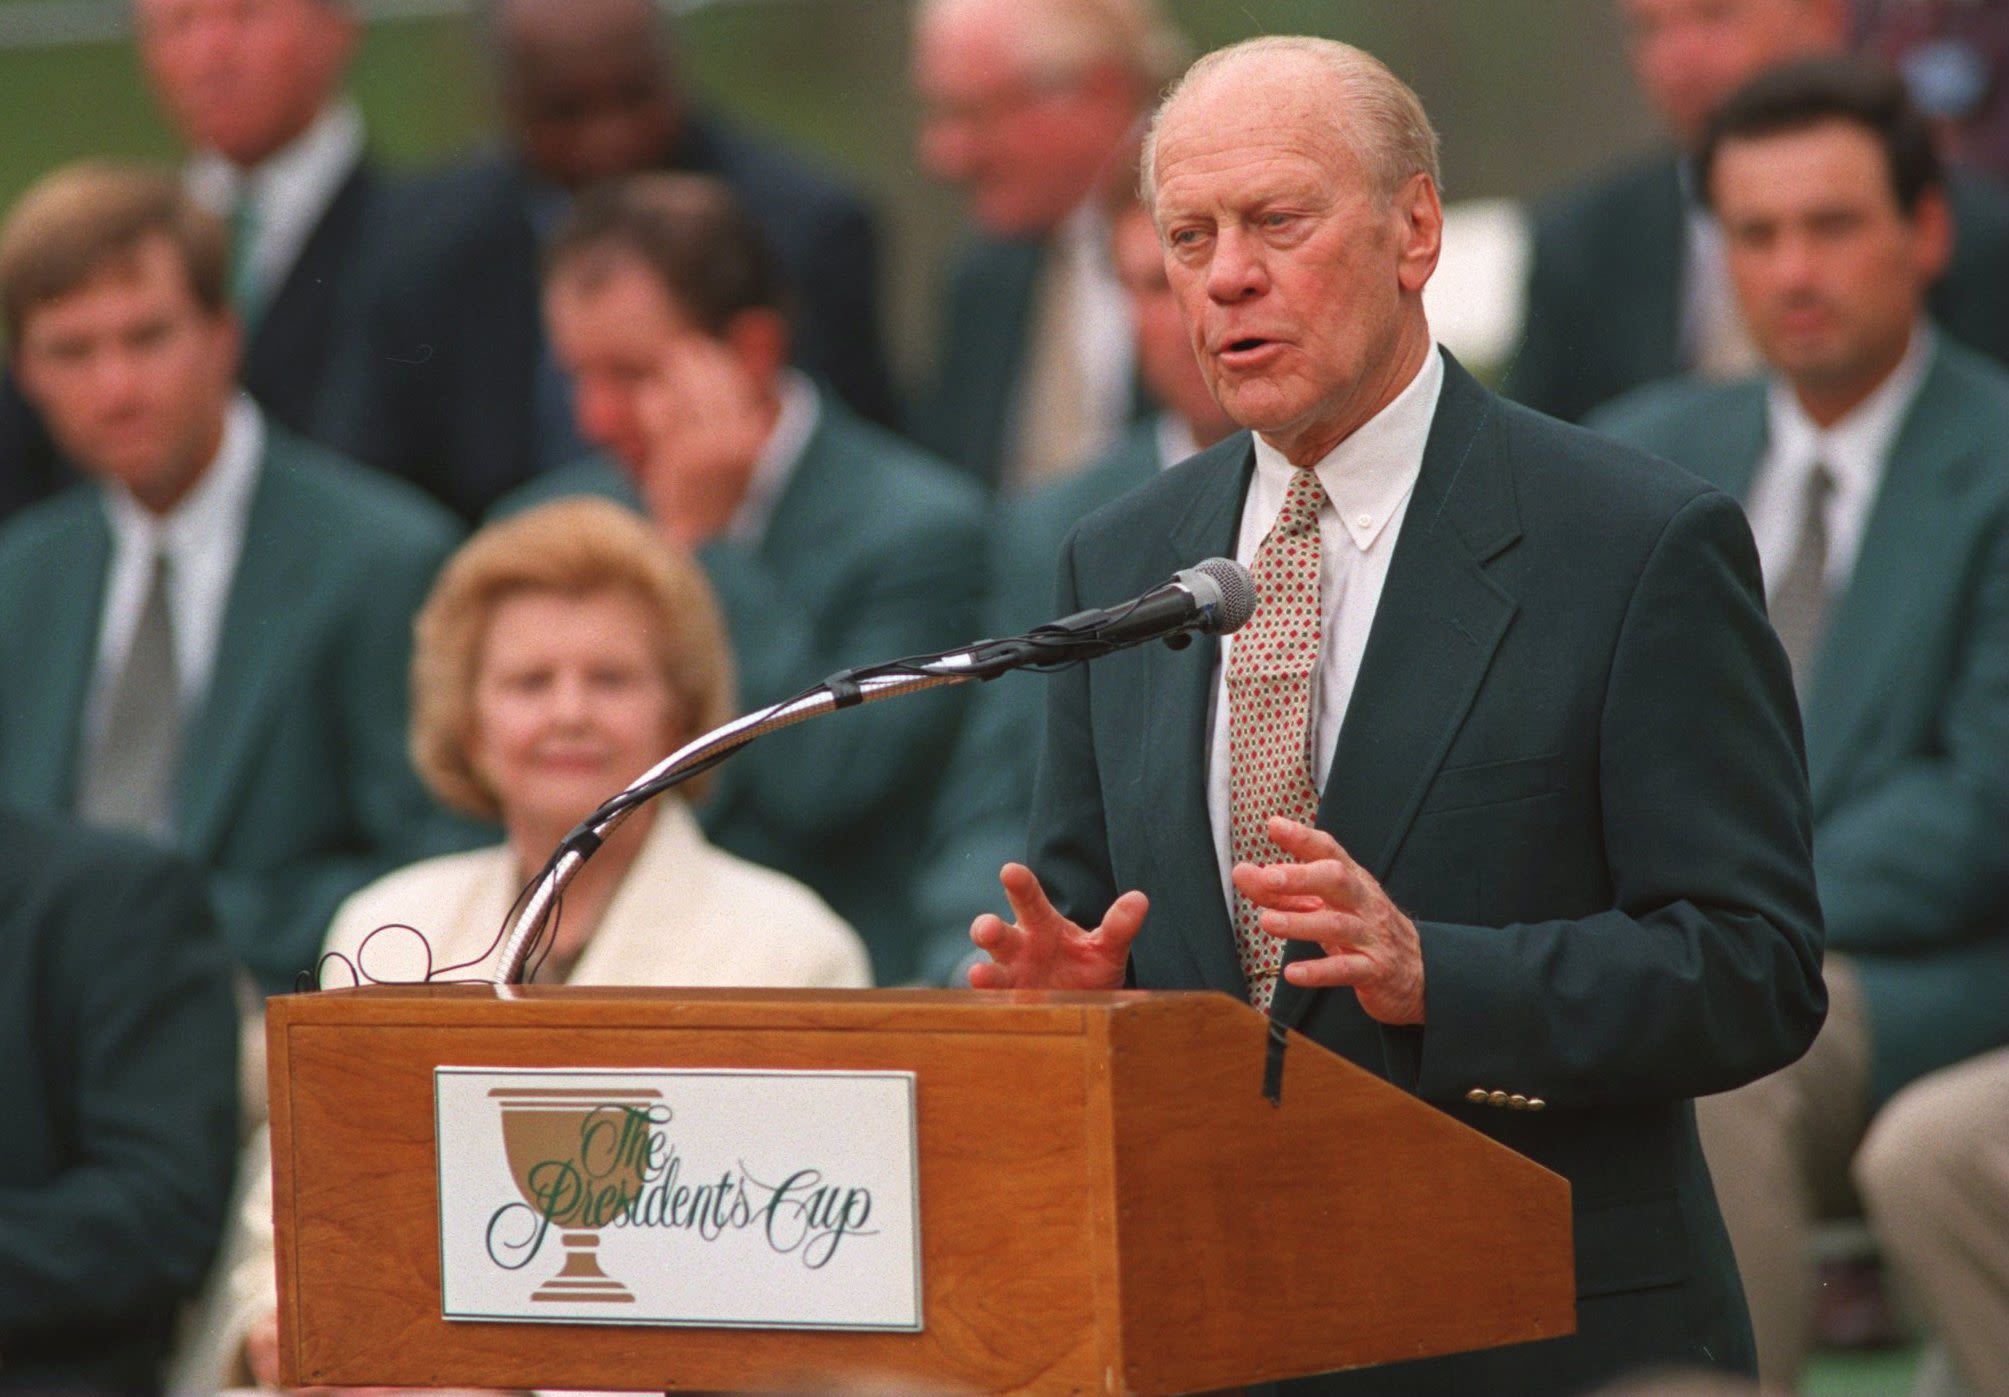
[489,1085,663,1304]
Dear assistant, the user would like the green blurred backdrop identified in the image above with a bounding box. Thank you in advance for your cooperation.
[0,0,1657,373]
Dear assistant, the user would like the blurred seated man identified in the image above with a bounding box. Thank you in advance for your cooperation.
[317,0,894,520]
[1855,1046,2009,1397]
[1506,0,2009,423]
[0,164,477,995]
[184,498,869,1390]
[499,174,986,983]
[914,187,1237,983]
[1589,56,2009,1386]
[1,0,379,525]
[907,0,1187,490]
[0,807,237,1394]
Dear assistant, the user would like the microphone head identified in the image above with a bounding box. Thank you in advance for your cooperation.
[1184,557,1257,634]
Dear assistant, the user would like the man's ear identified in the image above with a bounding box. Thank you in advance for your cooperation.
[1394,173,1443,295]
[723,307,791,387]
[1909,184,1955,286]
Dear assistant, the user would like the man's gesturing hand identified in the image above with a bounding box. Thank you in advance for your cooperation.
[968,862,1147,990]
[1232,816,1426,1024]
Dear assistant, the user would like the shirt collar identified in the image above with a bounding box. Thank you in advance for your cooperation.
[103,395,264,562]
[1154,412,1200,471]
[726,371,821,545]
[1250,343,1444,552]
[1765,318,1934,506]
[186,97,364,212]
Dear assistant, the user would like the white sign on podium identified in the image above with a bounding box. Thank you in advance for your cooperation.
[434,1067,921,1330]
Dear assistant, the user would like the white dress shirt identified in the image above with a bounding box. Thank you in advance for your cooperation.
[1060,200,1137,456]
[1205,347,1445,908]
[1745,321,1933,598]
[726,369,821,545]
[87,396,263,747]
[186,99,365,312]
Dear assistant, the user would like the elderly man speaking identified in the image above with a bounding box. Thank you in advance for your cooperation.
[969,36,1827,1393]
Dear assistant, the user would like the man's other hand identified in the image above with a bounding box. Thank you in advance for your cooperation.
[1232,816,1426,1024]
[968,862,1146,991]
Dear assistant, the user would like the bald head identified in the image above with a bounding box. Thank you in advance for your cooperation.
[1144,37,1440,212]
[489,0,684,190]
[1620,0,1849,149]
[913,0,1186,236]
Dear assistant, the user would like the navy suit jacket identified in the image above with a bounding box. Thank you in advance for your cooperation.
[1029,354,1826,1392]
[0,810,237,1392]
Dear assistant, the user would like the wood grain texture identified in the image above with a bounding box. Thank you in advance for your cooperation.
[1103,996,1573,1393]
[267,987,1570,1395]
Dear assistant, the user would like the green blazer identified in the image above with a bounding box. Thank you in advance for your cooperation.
[906,233,1044,491]
[0,809,237,1390]
[1506,153,2009,423]
[914,418,1163,984]
[499,397,988,982]
[1030,354,1826,1391]
[0,425,477,993]
[1591,339,2009,1103]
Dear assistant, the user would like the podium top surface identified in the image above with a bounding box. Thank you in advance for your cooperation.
[268,983,1198,1035]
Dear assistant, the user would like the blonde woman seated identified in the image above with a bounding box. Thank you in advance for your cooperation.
[203,498,869,1390]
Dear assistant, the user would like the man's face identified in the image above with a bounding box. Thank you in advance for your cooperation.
[137,0,357,167]
[1621,0,1843,148]
[1110,204,1232,443]
[1150,60,1440,464]
[502,0,680,191]
[913,2,1131,237]
[1712,120,1949,407]
[542,252,691,471]
[13,236,239,513]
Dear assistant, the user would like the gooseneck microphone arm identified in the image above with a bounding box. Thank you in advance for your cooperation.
[488,557,1256,987]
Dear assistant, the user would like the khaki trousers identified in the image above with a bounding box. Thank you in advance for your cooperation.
[1696,956,1871,1388]
[1856,1046,2009,1397]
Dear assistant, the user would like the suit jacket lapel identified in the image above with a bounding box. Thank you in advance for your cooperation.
[1143,438,1257,995]
[1802,348,1979,812]
[6,497,109,808]
[1702,386,1769,500]
[178,447,308,852]
[1272,357,1522,1025]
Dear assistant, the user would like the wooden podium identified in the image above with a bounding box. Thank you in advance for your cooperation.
[267,986,1573,1393]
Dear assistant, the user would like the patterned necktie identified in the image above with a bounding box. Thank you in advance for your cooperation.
[1769,459,1836,698]
[77,549,184,838]
[1227,465,1328,1010]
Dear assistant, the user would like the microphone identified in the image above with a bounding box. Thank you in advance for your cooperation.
[1038,557,1257,648]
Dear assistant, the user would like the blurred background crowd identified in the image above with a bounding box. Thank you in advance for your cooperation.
[0,0,2006,1393]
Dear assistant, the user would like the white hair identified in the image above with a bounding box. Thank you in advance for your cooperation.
[1140,35,1442,208]
[915,0,1190,92]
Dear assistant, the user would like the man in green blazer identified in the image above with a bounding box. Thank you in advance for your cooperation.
[1589,58,2009,1385]
[905,0,1185,491]
[916,194,1238,984]
[973,39,1825,1392]
[0,808,238,1392]
[0,165,473,995]
[504,174,986,983]
[1504,0,2009,424]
